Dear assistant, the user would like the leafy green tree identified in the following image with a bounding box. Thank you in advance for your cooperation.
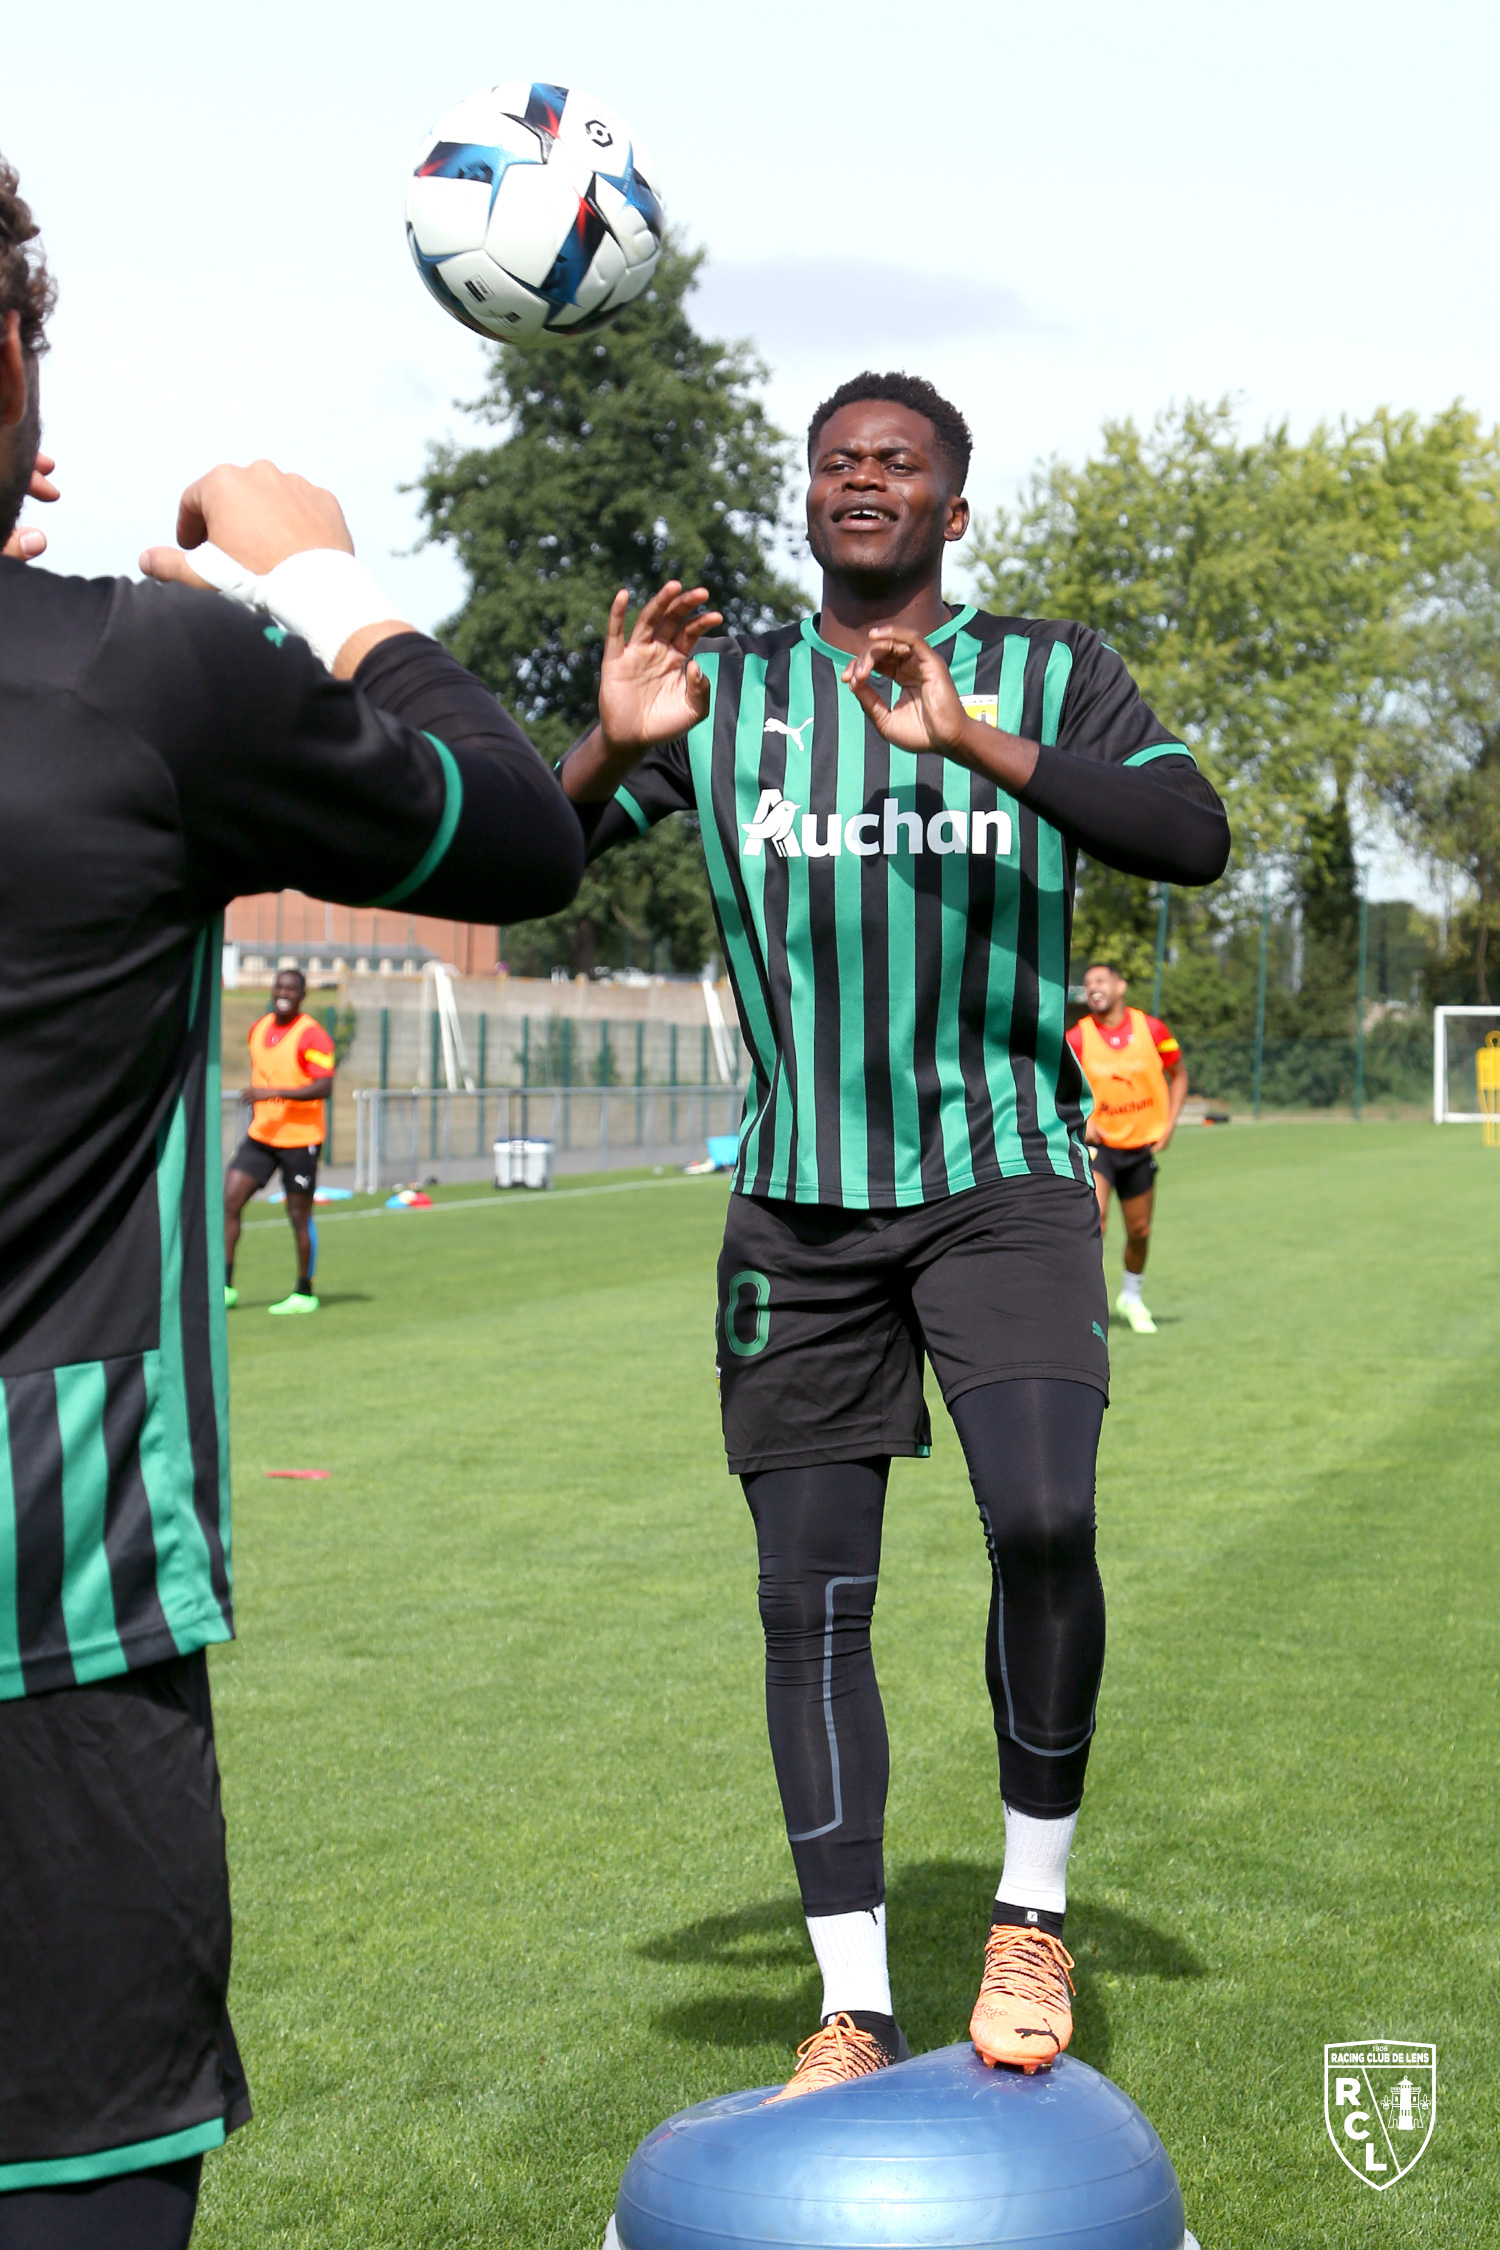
[971,399,1495,858]
[1284,796,1361,1035]
[971,400,1499,1038]
[1370,532,1500,999]
[419,244,800,975]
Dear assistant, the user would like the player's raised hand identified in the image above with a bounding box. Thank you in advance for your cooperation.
[843,629,968,756]
[139,461,410,676]
[845,625,1040,791]
[2,450,59,561]
[599,581,722,750]
[140,461,355,587]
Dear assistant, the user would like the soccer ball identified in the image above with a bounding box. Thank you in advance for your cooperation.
[405,80,665,343]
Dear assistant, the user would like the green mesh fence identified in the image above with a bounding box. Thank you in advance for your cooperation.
[1186,1020,1432,1111]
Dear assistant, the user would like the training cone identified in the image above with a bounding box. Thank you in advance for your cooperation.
[604,2042,1198,2250]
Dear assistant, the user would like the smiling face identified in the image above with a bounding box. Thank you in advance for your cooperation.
[805,400,969,603]
[1083,965,1127,1022]
[272,970,306,1025]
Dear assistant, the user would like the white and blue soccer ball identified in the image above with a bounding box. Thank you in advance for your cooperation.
[405,80,665,343]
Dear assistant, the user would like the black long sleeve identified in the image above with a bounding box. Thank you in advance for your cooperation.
[569,795,610,848]
[352,632,583,919]
[1017,748,1230,885]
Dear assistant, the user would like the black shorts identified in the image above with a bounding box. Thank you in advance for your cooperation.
[1090,1144,1158,1201]
[0,1655,250,2190]
[716,1176,1109,1475]
[229,1136,320,1197]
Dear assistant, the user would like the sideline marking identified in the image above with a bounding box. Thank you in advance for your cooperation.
[240,1173,727,1233]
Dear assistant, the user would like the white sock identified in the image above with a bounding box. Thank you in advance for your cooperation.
[805,1904,892,2019]
[995,1804,1078,1918]
[1120,1268,1143,1301]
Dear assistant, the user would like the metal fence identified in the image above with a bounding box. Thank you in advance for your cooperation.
[351,1085,746,1193]
[345,1002,747,1094]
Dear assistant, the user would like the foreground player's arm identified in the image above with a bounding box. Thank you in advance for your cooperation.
[124,593,584,922]
[345,631,586,918]
[846,628,1230,886]
[137,464,582,918]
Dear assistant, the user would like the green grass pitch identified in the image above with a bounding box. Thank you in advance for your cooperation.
[198,1122,1498,2249]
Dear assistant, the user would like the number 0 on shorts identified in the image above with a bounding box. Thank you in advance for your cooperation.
[724,1268,771,1356]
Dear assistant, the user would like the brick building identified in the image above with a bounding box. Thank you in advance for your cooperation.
[223,892,499,982]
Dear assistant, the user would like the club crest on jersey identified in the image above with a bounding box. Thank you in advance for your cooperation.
[740,787,1013,862]
[1324,2042,1435,2189]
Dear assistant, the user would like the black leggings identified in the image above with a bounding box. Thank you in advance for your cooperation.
[0,2158,201,2250]
[743,1378,1105,1916]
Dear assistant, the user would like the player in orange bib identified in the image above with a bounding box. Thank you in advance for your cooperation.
[1065,961,1188,1335]
[224,968,335,1316]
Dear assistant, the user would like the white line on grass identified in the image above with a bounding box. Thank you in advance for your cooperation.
[240,1173,728,1232]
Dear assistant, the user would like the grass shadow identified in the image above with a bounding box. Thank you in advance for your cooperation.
[1064,1894,1207,2075]
[641,1860,1206,2078]
[639,1894,818,2049]
[638,1892,810,1971]
[650,1987,821,2052]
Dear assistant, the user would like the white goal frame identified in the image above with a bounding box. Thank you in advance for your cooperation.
[1433,1006,1500,1122]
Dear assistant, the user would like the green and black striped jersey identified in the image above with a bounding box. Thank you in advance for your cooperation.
[0,568,579,1703]
[585,606,1191,1209]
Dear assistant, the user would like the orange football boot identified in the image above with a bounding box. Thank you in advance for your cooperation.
[764,2012,908,2103]
[969,1925,1075,2073]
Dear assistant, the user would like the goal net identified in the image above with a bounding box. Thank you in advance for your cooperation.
[1433,1007,1500,1122]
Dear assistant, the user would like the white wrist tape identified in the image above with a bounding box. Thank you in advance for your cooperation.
[188,544,401,670]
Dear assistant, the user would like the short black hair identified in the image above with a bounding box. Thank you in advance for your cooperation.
[1084,961,1124,979]
[806,372,972,492]
[274,967,306,988]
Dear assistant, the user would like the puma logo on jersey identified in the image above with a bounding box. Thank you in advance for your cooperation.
[763,716,814,755]
[740,788,1013,860]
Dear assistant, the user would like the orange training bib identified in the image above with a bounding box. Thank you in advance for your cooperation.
[247,1012,334,1148]
[1077,1008,1171,1150]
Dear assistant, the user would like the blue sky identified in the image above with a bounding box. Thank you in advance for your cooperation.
[10,0,1496,897]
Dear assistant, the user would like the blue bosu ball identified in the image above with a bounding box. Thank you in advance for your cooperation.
[610,2042,1191,2250]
